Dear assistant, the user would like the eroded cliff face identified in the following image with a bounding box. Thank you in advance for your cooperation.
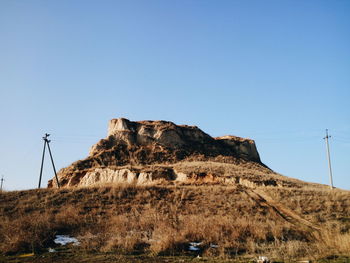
[49,118,272,188]
[90,118,261,163]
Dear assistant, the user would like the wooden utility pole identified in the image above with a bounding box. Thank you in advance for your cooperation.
[38,134,60,188]
[324,129,334,189]
[0,175,4,191]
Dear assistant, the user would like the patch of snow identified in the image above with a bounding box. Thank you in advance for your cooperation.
[188,242,202,251]
[257,256,270,263]
[189,242,202,246]
[189,245,200,251]
[54,235,80,246]
[210,244,219,248]
[48,248,56,253]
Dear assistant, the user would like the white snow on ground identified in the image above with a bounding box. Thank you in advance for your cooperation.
[188,242,219,251]
[189,245,200,251]
[189,242,202,251]
[54,235,80,246]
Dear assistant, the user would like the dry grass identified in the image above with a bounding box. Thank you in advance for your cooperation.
[0,212,53,254]
[0,184,350,260]
[173,161,309,188]
[0,203,89,254]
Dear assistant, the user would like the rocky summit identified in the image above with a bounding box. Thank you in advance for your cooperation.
[49,118,297,188]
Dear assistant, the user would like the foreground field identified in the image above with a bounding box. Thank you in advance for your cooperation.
[1,251,350,263]
[1,184,350,262]
[1,251,240,263]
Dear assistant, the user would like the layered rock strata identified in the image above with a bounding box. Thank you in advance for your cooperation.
[49,118,270,187]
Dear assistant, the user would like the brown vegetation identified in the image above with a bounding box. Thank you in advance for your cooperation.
[1,184,350,261]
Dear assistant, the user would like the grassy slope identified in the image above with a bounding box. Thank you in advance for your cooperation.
[1,183,350,262]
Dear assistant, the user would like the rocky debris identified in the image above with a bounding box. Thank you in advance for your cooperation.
[49,118,272,188]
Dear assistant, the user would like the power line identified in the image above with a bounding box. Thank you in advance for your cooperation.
[333,138,350,144]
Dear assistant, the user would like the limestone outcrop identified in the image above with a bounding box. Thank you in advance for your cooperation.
[49,118,273,188]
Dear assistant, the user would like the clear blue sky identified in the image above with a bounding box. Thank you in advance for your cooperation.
[0,0,349,191]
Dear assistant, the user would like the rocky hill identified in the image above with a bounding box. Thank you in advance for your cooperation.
[50,118,306,189]
[3,118,350,261]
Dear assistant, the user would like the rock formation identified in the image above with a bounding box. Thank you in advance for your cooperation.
[49,118,289,188]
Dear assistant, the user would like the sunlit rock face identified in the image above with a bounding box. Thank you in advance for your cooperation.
[49,118,266,188]
[92,118,261,162]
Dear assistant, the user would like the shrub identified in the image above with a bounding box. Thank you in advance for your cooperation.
[0,212,54,254]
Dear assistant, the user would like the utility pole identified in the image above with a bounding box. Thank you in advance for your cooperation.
[38,135,47,188]
[323,129,334,189]
[0,175,4,191]
[38,133,60,188]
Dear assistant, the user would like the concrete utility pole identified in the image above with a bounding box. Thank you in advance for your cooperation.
[324,129,334,189]
[0,175,4,191]
[38,133,60,188]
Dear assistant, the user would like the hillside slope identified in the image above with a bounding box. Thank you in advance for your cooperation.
[1,183,350,260]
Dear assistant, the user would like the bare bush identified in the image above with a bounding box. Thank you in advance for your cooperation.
[0,212,54,254]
